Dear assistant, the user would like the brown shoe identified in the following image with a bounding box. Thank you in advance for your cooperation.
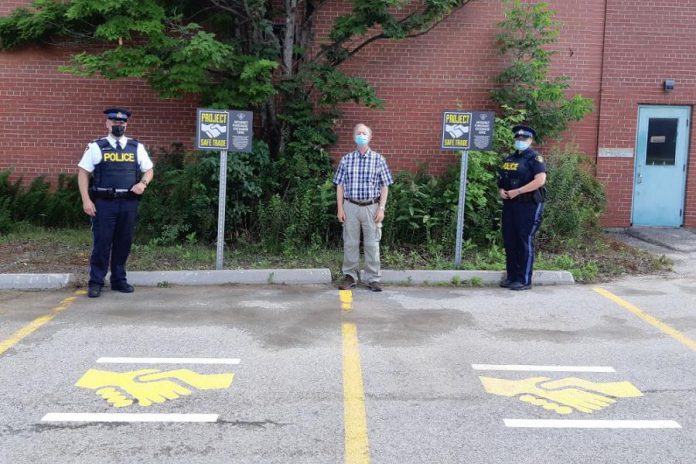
[338,274,356,290]
[367,281,383,292]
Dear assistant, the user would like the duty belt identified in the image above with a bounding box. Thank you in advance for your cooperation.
[505,191,539,203]
[345,197,380,206]
[90,187,139,200]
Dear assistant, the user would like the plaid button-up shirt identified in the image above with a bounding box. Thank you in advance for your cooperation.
[333,149,394,201]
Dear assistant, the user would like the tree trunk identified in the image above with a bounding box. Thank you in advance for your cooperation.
[283,0,298,77]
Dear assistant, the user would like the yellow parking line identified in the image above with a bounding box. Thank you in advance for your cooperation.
[339,290,353,312]
[594,287,696,352]
[0,290,85,356]
[342,322,370,464]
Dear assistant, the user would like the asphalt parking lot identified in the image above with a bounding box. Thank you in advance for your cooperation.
[1,278,696,464]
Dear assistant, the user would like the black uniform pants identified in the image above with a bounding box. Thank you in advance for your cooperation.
[502,200,544,286]
[88,198,139,288]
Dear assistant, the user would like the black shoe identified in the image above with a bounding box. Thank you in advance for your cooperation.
[509,282,531,291]
[499,279,513,288]
[338,275,357,290]
[87,286,102,298]
[367,281,383,292]
[111,283,135,293]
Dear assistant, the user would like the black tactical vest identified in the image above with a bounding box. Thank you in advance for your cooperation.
[92,138,139,190]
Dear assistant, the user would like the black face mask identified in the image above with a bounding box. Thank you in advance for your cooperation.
[111,125,125,137]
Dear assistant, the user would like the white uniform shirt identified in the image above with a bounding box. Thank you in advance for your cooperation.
[78,134,153,173]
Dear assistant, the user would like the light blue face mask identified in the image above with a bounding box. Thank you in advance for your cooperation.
[514,140,531,151]
[355,134,369,146]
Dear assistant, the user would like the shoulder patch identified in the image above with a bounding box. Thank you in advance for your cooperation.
[535,155,544,162]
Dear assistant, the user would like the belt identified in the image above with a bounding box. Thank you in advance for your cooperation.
[90,187,138,200]
[345,197,380,206]
[504,192,536,203]
[94,187,130,193]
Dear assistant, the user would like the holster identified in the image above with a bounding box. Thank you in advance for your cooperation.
[533,187,547,204]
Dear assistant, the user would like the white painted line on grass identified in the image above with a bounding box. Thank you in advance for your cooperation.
[504,419,681,429]
[96,357,241,365]
[41,413,218,423]
[472,364,615,373]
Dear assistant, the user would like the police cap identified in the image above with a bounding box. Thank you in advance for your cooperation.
[104,107,131,122]
[512,125,536,139]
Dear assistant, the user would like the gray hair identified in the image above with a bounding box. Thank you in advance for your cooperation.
[353,123,372,138]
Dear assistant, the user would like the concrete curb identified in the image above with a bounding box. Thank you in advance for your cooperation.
[126,269,332,286]
[0,273,73,290]
[0,268,574,290]
[380,270,574,285]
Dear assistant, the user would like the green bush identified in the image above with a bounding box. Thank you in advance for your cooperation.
[0,197,12,235]
[43,174,85,228]
[137,142,275,245]
[540,150,606,249]
[382,169,455,250]
[0,170,85,229]
[0,140,607,261]
[258,179,338,255]
[11,176,49,223]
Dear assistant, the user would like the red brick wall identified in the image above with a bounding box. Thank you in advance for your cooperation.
[321,0,605,175]
[0,1,31,14]
[2,0,695,228]
[0,44,197,181]
[596,0,696,227]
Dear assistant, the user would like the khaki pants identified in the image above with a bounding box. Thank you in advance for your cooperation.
[342,201,382,283]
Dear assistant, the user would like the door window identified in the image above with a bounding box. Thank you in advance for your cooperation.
[646,118,678,166]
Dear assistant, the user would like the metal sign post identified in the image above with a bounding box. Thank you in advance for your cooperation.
[196,109,253,270]
[454,150,469,267]
[440,110,495,267]
[216,150,228,270]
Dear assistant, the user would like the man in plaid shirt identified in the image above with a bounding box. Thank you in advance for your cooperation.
[333,123,394,291]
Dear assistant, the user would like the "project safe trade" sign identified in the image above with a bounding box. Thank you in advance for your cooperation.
[440,111,495,151]
[196,109,253,153]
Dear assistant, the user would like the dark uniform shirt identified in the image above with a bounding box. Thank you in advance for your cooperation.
[498,148,546,194]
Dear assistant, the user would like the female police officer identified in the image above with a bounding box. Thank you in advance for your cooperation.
[498,125,546,291]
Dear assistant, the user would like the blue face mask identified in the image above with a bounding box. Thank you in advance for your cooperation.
[514,140,531,151]
[355,134,369,146]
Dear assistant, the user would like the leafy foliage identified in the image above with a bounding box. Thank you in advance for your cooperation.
[0,0,471,162]
[539,149,607,249]
[491,0,594,142]
[136,142,275,245]
[0,171,85,233]
[0,0,610,273]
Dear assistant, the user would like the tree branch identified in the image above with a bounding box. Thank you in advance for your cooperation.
[208,0,245,16]
[310,0,472,66]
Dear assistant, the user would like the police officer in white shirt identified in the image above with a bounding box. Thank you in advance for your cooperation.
[77,108,154,298]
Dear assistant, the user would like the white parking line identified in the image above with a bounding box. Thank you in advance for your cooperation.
[96,357,240,364]
[472,364,615,372]
[41,413,218,423]
[504,419,681,429]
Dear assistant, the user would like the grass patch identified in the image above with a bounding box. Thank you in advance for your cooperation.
[0,226,670,283]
